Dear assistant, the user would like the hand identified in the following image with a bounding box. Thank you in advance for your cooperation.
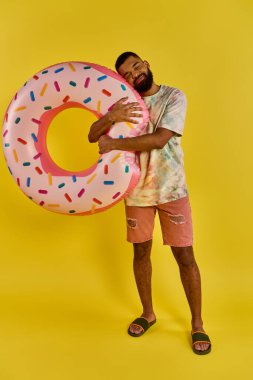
[98,135,115,154]
[109,97,143,124]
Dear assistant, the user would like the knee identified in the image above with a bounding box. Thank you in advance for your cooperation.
[171,246,197,269]
[133,240,152,260]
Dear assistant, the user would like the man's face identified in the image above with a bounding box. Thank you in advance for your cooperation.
[118,56,153,93]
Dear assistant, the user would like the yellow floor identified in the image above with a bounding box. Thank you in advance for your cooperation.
[0,209,252,380]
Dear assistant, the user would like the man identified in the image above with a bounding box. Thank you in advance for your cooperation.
[88,52,211,355]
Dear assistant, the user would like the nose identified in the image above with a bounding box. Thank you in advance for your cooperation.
[132,70,140,79]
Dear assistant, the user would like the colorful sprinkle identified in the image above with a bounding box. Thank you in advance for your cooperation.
[126,122,134,129]
[54,81,60,92]
[42,70,48,74]
[33,75,39,80]
[69,210,76,213]
[111,153,121,163]
[35,167,43,175]
[125,165,129,173]
[113,192,121,199]
[17,178,20,186]
[15,106,26,111]
[69,81,76,86]
[64,193,72,202]
[39,201,45,206]
[97,75,107,81]
[63,95,70,103]
[97,100,101,112]
[40,83,48,96]
[39,189,48,194]
[84,78,90,88]
[14,93,18,100]
[54,67,64,73]
[33,152,42,159]
[121,84,126,91]
[15,117,21,124]
[104,181,114,185]
[13,149,18,162]
[72,175,76,182]
[31,133,38,142]
[48,204,60,207]
[78,188,85,197]
[102,89,111,97]
[3,130,8,137]
[104,165,108,174]
[44,106,52,110]
[48,173,52,185]
[83,66,91,69]
[26,177,31,187]
[93,198,102,205]
[98,158,103,163]
[17,138,27,145]
[58,183,65,188]
[32,118,41,125]
[68,63,76,72]
[119,135,123,138]
[87,173,97,184]
[5,143,10,147]
[83,97,91,104]
[30,91,35,101]
[5,113,8,122]
[23,162,31,166]
[108,103,116,111]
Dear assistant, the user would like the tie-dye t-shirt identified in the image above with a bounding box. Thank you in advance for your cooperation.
[125,85,188,206]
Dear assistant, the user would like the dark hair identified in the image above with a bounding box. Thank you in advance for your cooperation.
[115,51,141,72]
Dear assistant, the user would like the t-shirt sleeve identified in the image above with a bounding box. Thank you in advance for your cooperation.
[156,90,187,136]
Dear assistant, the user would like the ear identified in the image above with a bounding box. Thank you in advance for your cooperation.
[143,60,150,68]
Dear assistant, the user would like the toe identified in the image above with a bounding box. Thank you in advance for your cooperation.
[199,342,210,351]
[130,324,142,334]
[203,343,210,351]
[194,343,201,351]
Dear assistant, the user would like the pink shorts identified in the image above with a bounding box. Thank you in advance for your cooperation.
[125,196,193,247]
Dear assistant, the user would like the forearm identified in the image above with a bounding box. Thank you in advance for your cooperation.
[111,133,162,151]
[88,113,114,143]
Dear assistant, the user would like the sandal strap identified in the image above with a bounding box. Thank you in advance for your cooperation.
[131,317,149,331]
[192,332,211,345]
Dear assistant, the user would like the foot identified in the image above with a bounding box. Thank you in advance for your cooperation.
[128,312,156,335]
[191,325,211,353]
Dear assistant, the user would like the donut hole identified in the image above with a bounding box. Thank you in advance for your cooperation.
[47,107,99,172]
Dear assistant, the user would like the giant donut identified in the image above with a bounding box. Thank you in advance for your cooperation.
[2,62,149,215]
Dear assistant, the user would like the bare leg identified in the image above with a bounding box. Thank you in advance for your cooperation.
[171,245,210,352]
[129,240,156,334]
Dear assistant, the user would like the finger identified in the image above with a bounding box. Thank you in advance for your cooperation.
[130,106,143,111]
[126,108,143,114]
[129,113,143,118]
[125,102,140,108]
[127,118,139,124]
[129,102,141,107]
[116,97,128,104]
[125,110,143,117]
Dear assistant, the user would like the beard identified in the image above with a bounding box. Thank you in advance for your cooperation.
[133,68,153,93]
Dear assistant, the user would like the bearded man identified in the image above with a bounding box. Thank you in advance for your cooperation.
[88,52,211,355]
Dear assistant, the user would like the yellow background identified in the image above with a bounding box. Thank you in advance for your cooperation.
[1,0,253,379]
